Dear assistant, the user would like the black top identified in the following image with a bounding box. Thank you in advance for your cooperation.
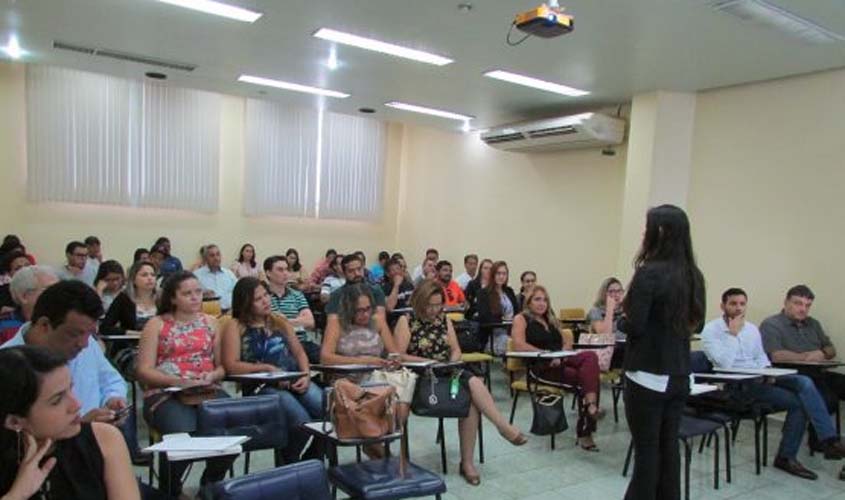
[524,317,562,351]
[381,279,415,310]
[2,423,108,500]
[475,286,519,325]
[617,262,705,376]
[100,292,152,335]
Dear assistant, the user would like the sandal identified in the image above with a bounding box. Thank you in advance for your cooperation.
[459,462,481,486]
[502,427,528,446]
[577,437,600,452]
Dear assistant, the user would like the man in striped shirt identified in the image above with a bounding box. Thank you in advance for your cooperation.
[264,255,319,363]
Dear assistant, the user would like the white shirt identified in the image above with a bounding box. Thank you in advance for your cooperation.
[701,316,771,369]
[456,272,474,290]
[411,264,423,283]
[194,266,237,310]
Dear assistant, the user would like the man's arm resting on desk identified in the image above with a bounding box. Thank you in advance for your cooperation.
[770,349,826,363]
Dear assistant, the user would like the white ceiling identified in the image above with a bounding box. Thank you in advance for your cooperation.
[3,0,845,131]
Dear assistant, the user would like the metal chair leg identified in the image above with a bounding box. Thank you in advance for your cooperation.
[714,432,720,490]
[683,439,692,500]
[622,440,633,476]
[509,391,520,424]
[477,418,484,463]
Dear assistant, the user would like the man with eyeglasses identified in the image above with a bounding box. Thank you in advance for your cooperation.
[56,240,98,287]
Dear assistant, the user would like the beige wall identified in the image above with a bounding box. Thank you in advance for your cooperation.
[394,124,627,311]
[687,68,845,346]
[0,62,402,272]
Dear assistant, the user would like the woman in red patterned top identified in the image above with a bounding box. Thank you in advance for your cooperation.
[136,271,233,497]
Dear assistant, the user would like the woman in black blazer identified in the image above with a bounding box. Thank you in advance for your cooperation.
[100,261,159,336]
[619,204,705,500]
[475,261,519,355]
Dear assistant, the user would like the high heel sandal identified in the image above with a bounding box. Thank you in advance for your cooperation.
[502,427,528,446]
[459,462,481,486]
[576,437,600,452]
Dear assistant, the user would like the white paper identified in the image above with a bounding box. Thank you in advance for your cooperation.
[402,361,436,368]
[690,384,718,396]
[505,350,578,359]
[693,372,760,380]
[713,367,797,377]
[143,434,250,452]
[234,371,304,380]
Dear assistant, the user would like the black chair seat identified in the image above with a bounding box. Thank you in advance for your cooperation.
[329,457,446,500]
[197,395,288,452]
[200,459,331,500]
[678,415,722,439]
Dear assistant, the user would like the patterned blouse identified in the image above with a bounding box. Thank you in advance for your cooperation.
[406,313,451,362]
[336,326,384,358]
[241,326,299,372]
[155,315,215,379]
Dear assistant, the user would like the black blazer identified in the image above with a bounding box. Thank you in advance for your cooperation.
[475,286,519,325]
[618,261,705,376]
[100,292,140,335]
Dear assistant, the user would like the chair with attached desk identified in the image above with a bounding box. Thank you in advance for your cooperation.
[558,308,588,337]
[199,459,332,500]
[197,395,289,475]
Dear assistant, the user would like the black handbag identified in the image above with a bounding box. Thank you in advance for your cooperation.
[530,393,569,436]
[411,368,471,418]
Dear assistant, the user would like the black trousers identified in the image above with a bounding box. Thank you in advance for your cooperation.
[624,375,690,500]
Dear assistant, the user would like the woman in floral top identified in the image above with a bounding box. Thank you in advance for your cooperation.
[221,277,323,462]
[136,271,233,497]
[394,279,527,487]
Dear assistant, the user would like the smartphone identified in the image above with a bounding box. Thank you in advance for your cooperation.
[113,405,133,421]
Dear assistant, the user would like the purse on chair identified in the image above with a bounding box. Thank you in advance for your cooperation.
[411,367,471,419]
[327,379,398,440]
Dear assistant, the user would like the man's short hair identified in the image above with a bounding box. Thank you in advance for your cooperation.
[32,281,103,329]
[385,257,403,272]
[786,285,815,301]
[378,251,390,261]
[65,241,86,256]
[721,287,747,304]
[425,248,439,257]
[202,244,219,258]
[84,236,100,246]
[263,255,287,273]
[341,253,363,271]
[10,266,58,305]
[435,260,452,272]
[464,254,478,264]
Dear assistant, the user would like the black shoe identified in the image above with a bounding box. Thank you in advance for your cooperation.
[131,453,153,467]
[840,466,845,481]
[773,456,818,480]
[823,439,845,460]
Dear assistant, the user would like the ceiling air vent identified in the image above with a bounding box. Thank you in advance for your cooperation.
[52,40,197,72]
[526,125,577,139]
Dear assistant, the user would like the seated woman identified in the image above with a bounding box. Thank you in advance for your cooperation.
[0,250,31,313]
[320,283,404,457]
[93,260,126,313]
[587,277,626,370]
[511,285,602,451]
[0,345,140,500]
[285,248,308,291]
[135,271,234,497]
[464,258,492,318]
[231,243,261,279]
[101,261,159,336]
[516,270,537,311]
[221,277,323,461]
[394,280,526,486]
[475,261,519,355]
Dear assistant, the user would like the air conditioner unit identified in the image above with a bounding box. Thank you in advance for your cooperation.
[480,112,625,152]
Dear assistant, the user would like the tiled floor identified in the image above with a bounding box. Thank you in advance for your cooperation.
[134,368,845,499]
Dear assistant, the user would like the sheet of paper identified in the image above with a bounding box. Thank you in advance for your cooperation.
[144,434,249,452]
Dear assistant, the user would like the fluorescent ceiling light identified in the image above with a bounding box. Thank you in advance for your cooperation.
[313,28,453,66]
[483,70,589,97]
[385,101,473,121]
[1,34,24,59]
[238,75,349,98]
[707,0,845,43]
[157,0,263,23]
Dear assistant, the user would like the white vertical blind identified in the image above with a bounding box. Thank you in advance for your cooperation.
[25,64,221,212]
[243,98,319,217]
[141,82,220,212]
[26,65,140,205]
[318,112,386,221]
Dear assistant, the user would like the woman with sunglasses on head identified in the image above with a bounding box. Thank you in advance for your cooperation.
[0,345,139,500]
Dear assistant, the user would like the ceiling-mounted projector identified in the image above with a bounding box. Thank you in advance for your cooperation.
[514,1,574,38]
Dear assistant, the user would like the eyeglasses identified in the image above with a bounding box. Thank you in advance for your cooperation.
[426,302,443,311]
[608,288,624,294]
[72,252,88,258]
[355,306,373,314]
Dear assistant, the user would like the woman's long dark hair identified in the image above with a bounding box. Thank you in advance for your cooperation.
[623,204,705,337]
[285,248,302,272]
[237,244,257,268]
[486,261,509,317]
[0,346,68,492]
[94,259,125,286]
[231,277,267,324]
[158,271,198,314]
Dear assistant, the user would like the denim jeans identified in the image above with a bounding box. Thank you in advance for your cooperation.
[258,383,325,461]
[743,374,836,459]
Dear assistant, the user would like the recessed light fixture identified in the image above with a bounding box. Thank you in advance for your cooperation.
[237,75,350,98]
[483,69,589,97]
[145,71,168,80]
[313,28,453,66]
[1,34,25,60]
[706,0,845,43]
[156,0,263,23]
[358,107,376,114]
[385,101,473,121]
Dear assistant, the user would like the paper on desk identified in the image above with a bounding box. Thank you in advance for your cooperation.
[714,367,797,377]
[505,350,577,359]
[235,371,304,379]
[402,360,436,368]
[690,384,718,396]
[144,434,249,452]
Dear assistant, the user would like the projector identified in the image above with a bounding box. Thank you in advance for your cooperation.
[514,3,574,38]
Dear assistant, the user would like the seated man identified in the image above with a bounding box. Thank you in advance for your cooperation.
[382,257,415,313]
[320,254,346,304]
[434,260,466,309]
[2,266,59,344]
[84,235,103,277]
[152,236,183,278]
[1,280,148,464]
[193,244,237,312]
[56,240,97,287]
[264,255,320,364]
[369,251,390,285]
[325,254,387,318]
[412,248,439,283]
[456,254,478,290]
[702,288,845,480]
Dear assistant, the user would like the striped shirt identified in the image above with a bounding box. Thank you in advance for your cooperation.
[268,286,310,341]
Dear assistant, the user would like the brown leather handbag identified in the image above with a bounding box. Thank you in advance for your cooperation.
[328,379,398,439]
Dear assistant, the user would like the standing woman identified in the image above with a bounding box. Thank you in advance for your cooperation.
[285,248,308,291]
[620,204,705,500]
[231,243,261,279]
[135,271,234,497]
